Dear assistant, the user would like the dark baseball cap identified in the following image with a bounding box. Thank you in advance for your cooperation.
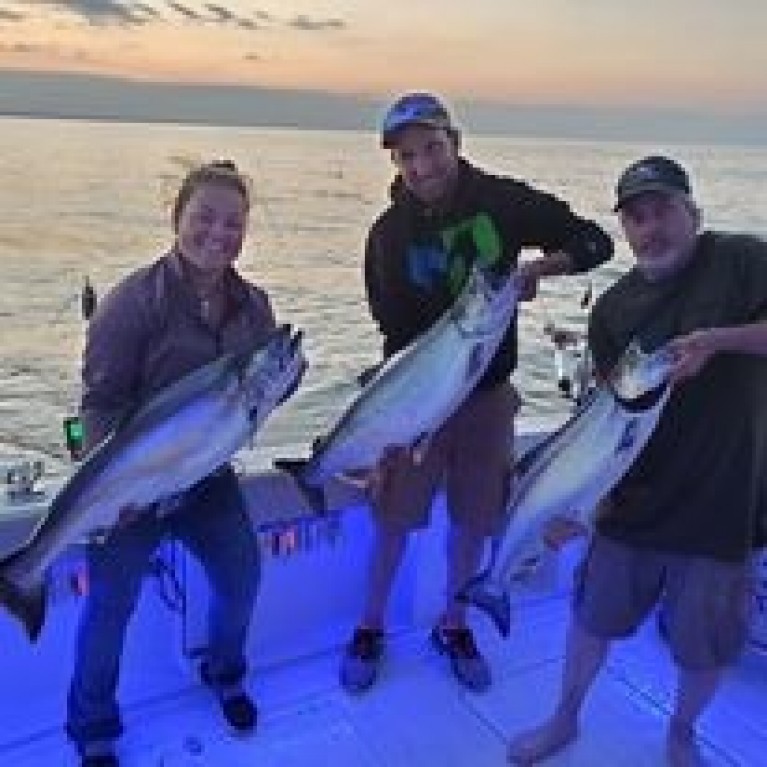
[380,92,456,148]
[613,155,692,211]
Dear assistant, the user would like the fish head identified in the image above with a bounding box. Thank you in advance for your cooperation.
[451,264,519,338]
[240,324,307,413]
[607,340,674,403]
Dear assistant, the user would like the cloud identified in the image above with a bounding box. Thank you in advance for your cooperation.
[165,1,201,21]
[288,15,345,32]
[31,0,156,26]
[203,3,234,23]
[201,3,265,30]
[0,40,90,60]
[0,7,25,22]
[14,2,344,36]
[133,2,160,18]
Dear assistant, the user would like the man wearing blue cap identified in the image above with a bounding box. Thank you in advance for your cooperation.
[339,92,614,695]
[507,155,767,766]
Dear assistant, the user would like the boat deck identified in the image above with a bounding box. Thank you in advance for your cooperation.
[1,420,765,767]
[2,591,764,766]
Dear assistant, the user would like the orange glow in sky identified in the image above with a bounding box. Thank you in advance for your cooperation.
[0,0,765,111]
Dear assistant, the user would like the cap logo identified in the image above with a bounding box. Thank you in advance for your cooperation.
[633,163,659,181]
[613,155,691,211]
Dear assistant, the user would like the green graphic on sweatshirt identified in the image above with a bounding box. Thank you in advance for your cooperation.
[440,213,502,297]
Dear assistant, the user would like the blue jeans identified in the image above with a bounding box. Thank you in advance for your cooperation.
[65,468,260,753]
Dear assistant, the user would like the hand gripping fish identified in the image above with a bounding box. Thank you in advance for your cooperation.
[0,325,306,641]
[276,265,520,511]
[459,341,675,637]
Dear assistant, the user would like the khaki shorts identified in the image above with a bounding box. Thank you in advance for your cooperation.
[574,534,750,670]
[369,383,519,536]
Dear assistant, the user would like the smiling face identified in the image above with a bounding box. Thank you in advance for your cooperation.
[175,181,249,276]
[619,191,701,281]
[389,124,461,206]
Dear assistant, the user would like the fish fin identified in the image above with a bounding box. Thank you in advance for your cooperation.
[456,569,512,638]
[274,459,328,514]
[0,551,47,642]
[513,444,540,477]
[356,361,383,388]
[465,341,485,381]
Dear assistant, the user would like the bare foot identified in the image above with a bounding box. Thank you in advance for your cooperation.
[666,725,707,767]
[507,713,578,765]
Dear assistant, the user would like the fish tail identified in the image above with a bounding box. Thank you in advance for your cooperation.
[274,459,328,514]
[0,550,47,642]
[456,569,512,638]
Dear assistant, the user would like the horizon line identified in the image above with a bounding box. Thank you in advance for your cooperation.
[0,69,765,147]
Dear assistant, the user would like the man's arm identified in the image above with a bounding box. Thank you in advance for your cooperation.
[669,238,767,382]
[707,322,767,356]
[667,321,767,383]
[515,251,575,301]
[364,226,414,357]
[520,250,575,278]
[509,183,613,298]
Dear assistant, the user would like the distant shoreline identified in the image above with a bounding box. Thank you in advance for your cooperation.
[0,70,765,147]
[2,109,766,149]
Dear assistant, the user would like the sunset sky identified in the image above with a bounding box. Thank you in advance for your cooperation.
[0,0,765,113]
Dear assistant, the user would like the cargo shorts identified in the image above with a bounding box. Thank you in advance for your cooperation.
[574,533,751,670]
[369,382,520,536]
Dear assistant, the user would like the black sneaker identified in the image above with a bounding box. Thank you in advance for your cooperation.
[430,625,491,691]
[219,691,257,732]
[339,627,385,694]
[200,661,258,734]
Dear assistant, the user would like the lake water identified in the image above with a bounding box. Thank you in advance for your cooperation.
[1,116,765,479]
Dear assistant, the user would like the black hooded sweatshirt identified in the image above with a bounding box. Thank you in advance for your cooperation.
[364,158,613,388]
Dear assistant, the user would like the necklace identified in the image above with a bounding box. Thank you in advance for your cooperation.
[197,286,228,328]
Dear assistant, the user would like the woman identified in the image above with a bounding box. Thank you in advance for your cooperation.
[66,160,276,767]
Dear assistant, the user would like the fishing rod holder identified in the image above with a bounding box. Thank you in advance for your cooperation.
[3,459,46,503]
[545,322,594,404]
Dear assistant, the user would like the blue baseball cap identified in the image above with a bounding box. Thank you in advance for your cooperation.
[614,155,692,211]
[380,92,456,148]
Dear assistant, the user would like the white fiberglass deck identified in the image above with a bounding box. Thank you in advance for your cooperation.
[2,590,765,767]
[2,415,765,767]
